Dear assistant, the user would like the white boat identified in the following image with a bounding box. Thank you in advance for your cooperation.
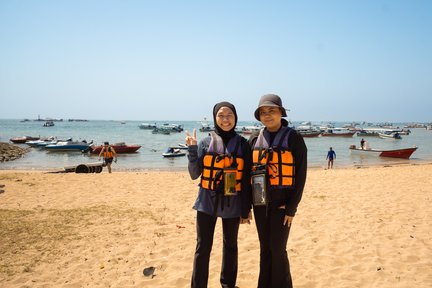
[378,132,402,139]
[139,123,157,129]
[236,125,263,135]
[161,123,184,132]
[162,148,186,157]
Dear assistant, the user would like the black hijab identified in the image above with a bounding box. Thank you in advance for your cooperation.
[213,101,238,144]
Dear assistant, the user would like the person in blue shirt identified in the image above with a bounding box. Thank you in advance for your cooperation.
[186,101,252,288]
[326,147,336,169]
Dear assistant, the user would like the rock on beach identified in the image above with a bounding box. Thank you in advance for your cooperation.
[0,142,29,162]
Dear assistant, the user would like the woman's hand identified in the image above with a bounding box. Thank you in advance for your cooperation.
[185,129,197,146]
[240,211,253,224]
[284,215,293,227]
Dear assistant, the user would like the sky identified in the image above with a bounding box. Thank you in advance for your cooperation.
[1,0,431,122]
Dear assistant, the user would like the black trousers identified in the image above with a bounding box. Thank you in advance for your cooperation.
[191,211,240,288]
[253,206,293,288]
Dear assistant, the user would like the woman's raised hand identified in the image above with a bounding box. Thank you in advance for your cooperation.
[185,129,197,146]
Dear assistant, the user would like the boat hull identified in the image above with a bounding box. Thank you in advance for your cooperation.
[45,144,90,151]
[349,147,417,159]
[89,145,141,154]
[162,152,186,158]
[321,132,356,137]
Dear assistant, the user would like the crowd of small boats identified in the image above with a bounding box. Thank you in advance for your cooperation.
[10,136,142,154]
[9,119,425,161]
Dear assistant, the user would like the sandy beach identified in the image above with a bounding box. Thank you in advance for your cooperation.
[1,163,431,288]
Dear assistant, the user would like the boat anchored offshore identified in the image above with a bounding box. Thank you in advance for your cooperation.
[88,142,141,154]
[349,144,417,159]
[162,147,186,158]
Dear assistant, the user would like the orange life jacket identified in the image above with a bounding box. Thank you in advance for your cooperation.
[103,147,114,158]
[252,127,295,188]
[200,132,244,192]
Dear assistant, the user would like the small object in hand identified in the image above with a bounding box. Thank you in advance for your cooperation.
[114,159,117,163]
[143,266,155,277]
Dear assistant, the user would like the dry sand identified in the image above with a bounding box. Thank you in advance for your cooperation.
[0,163,431,287]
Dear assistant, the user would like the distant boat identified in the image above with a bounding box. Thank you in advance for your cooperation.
[161,123,184,132]
[321,128,356,137]
[10,136,40,144]
[169,143,189,150]
[162,147,186,158]
[199,118,215,132]
[236,125,263,135]
[356,130,380,137]
[88,142,141,154]
[152,127,171,135]
[349,144,417,159]
[378,132,402,139]
[43,120,55,127]
[139,123,157,129]
[299,131,321,138]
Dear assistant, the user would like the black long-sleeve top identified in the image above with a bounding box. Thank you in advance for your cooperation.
[249,125,307,216]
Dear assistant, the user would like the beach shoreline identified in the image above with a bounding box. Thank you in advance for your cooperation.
[1,163,431,287]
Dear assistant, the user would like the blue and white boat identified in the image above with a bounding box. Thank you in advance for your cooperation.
[45,140,91,151]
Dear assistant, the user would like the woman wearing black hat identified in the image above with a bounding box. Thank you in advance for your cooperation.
[186,101,252,288]
[249,94,307,288]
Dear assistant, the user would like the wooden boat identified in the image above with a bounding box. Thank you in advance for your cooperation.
[162,148,186,158]
[349,145,417,159]
[10,136,40,144]
[88,143,141,154]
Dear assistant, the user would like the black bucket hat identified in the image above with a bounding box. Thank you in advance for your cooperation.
[254,94,287,120]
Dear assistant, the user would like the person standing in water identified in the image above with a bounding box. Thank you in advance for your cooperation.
[326,147,336,169]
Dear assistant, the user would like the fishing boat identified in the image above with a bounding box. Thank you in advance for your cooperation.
[88,142,141,154]
[162,147,186,158]
[349,144,417,159]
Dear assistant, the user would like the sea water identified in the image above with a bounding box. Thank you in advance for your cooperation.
[1,119,431,171]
